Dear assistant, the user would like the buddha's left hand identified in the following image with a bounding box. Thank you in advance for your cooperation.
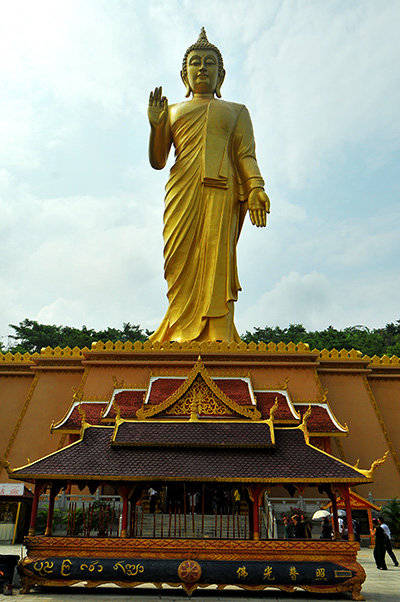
[248,188,270,227]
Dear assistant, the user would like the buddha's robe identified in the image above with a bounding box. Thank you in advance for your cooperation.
[150,98,264,343]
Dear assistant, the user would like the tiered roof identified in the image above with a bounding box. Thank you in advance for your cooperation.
[51,358,345,436]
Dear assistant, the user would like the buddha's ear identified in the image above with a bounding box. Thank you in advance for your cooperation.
[180,70,191,98]
[215,69,225,98]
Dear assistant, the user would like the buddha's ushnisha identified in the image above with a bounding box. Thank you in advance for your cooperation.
[148,28,270,343]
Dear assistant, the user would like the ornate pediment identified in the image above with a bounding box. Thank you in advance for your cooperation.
[136,357,261,421]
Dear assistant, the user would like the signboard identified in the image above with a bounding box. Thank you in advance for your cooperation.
[0,483,24,497]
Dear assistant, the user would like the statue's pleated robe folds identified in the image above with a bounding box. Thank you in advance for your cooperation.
[150,98,264,343]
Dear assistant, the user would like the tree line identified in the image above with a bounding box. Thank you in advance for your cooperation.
[2,318,400,357]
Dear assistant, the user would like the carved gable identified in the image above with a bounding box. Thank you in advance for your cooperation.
[163,375,234,418]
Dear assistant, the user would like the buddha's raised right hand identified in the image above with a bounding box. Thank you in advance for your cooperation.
[148,86,168,127]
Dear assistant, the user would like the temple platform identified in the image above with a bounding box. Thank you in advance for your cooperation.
[19,536,366,599]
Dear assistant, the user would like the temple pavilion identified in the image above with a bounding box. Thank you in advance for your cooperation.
[4,355,386,599]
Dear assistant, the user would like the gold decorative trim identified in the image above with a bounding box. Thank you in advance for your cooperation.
[254,377,290,392]
[318,348,363,360]
[111,376,146,390]
[298,406,312,444]
[362,374,400,476]
[4,372,40,459]
[39,345,89,357]
[90,340,312,354]
[356,451,388,479]
[269,397,279,422]
[369,354,400,366]
[294,402,348,436]
[75,366,90,398]
[11,472,371,484]
[0,351,32,363]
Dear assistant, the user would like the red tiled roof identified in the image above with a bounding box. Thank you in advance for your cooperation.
[295,405,345,434]
[213,379,253,405]
[255,392,298,421]
[146,378,183,404]
[146,378,254,407]
[112,421,273,448]
[12,426,369,484]
[105,390,145,419]
[53,402,107,430]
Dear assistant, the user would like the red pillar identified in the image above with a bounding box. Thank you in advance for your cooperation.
[331,495,340,540]
[343,486,354,542]
[44,486,56,536]
[251,485,261,541]
[28,482,42,536]
[120,490,129,538]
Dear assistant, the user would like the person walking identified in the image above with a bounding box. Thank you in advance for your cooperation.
[373,518,387,570]
[378,517,399,567]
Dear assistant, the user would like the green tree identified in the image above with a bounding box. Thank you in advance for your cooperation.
[8,319,152,354]
[242,320,400,357]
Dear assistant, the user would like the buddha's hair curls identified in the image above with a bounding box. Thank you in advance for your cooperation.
[182,27,224,77]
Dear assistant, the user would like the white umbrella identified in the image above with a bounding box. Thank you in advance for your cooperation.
[312,510,331,520]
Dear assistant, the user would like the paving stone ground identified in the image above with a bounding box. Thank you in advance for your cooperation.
[1,544,399,601]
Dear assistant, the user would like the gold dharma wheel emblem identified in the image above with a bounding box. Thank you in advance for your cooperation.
[177,559,202,583]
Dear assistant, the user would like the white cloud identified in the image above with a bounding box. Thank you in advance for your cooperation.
[245,0,400,187]
[239,271,334,332]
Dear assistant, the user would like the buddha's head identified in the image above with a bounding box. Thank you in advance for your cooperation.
[181,28,225,98]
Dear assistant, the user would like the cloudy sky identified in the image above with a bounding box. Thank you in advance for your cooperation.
[1,0,399,346]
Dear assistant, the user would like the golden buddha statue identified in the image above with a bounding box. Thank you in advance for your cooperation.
[148,28,270,343]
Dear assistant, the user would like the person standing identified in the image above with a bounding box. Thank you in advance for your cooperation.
[292,514,306,539]
[373,518,387,570]
[148,487,157,513]
[378,517,399,567]
[283,517,293,539]
[321,517,333,540]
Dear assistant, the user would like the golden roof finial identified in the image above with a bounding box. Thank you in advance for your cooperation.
[358,451,389,478]
[301,405,312,429]
[299,405,312,444]
[72,386,83,403]
[77,401,86,423]
[269,397,279,422]
[112,399,122,423]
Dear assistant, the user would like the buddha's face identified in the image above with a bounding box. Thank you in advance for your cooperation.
[186,49,219,96]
